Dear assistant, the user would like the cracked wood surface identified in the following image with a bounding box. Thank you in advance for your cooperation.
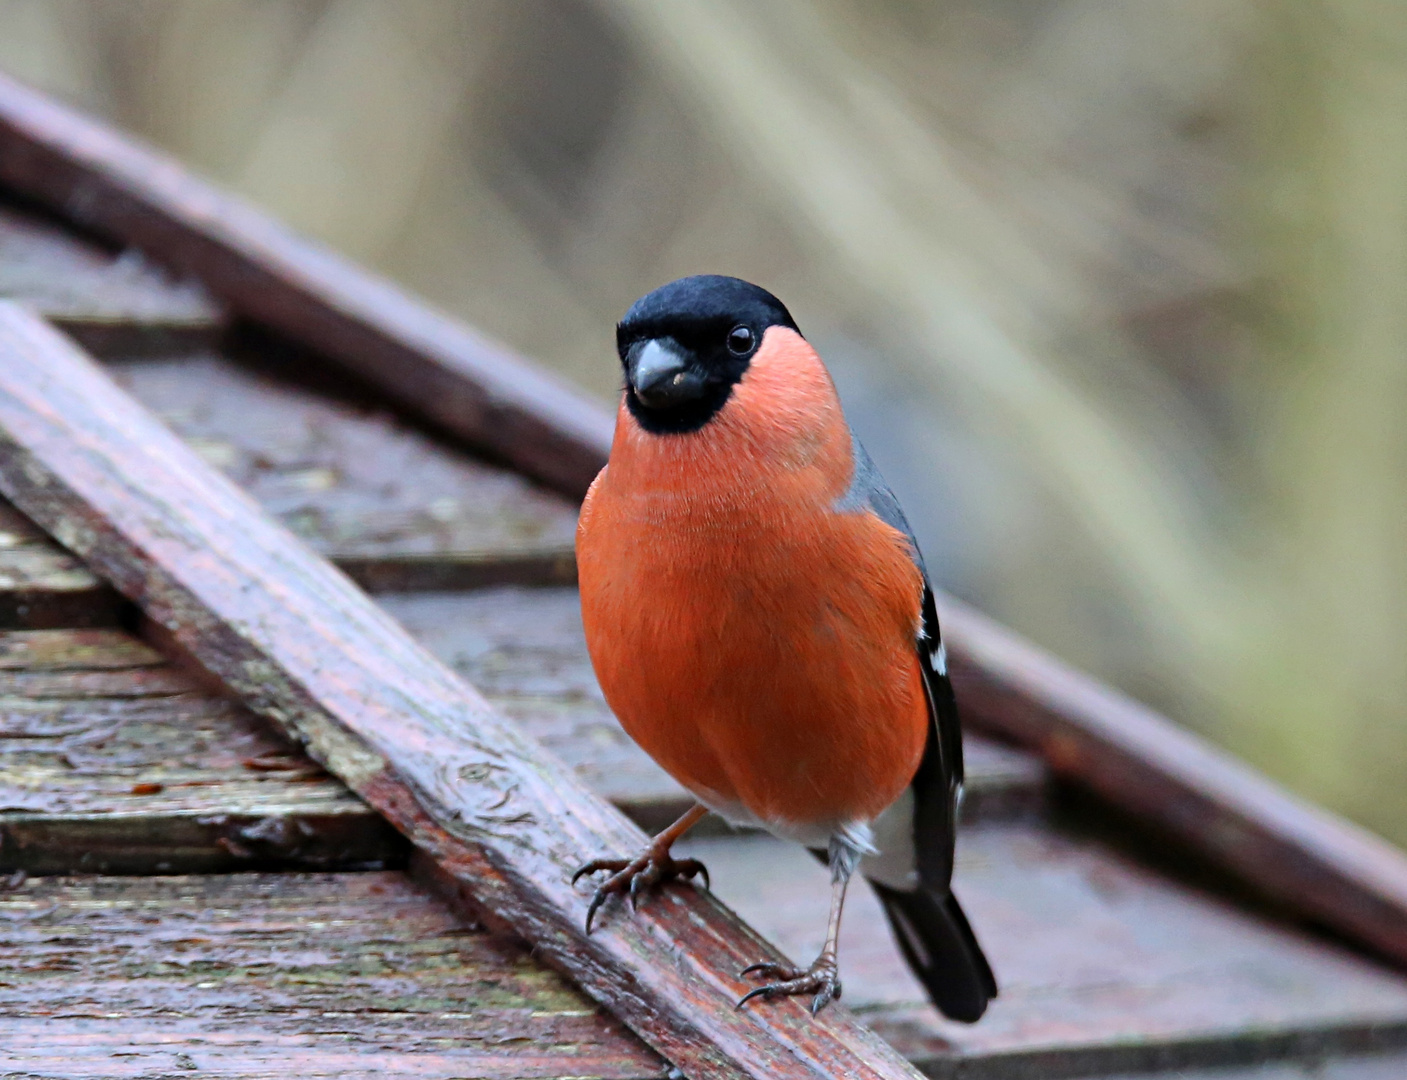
[0,305,923,1080]
[3,623,1405,1080]
[0,72,611,498]
[0,869,664,1080]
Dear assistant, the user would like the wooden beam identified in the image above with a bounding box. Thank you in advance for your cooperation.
[941,594,1407,970]
[0,305,920,1080]
[0,73,612,499]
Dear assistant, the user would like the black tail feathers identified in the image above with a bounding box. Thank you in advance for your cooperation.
[872,882,997,1023]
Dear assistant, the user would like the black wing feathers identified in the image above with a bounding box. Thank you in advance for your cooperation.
[847,431,996,1022]
[847,434,963,889]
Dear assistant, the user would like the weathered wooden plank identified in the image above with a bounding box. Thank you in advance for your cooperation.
[0,870,664,1079]
[941,596,1407,973]
[0,306,921,1080]
[0,626,157,669]
[0,499,121,628]
[0,72,612,498]
[339,550,578,591]
[0,198,224,354]
[675,825,1407,1080]
[0,629,403,875]
[0,608,1035,875]
[108,353,580,585]
[381,586,1048,833]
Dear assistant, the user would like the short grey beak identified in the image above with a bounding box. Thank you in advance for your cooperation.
[629,339,707,409]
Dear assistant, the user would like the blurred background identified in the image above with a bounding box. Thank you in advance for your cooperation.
[1,0,1403,846]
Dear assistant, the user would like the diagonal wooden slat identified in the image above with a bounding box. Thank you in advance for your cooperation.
[0,72,611,498]
[0,304,921,1080]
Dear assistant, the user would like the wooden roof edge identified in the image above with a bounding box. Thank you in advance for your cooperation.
[0,302,921,1080]
[942,593,1407,969]
[0,72,613,500]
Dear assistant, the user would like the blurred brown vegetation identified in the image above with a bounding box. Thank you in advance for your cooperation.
[1,1,1403,845]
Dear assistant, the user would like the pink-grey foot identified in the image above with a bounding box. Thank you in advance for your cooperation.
[573,849,710,932]
[572,803,711,933]
[737,954,843,1015]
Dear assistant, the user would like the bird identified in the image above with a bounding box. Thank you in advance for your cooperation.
[572,274,997,1021]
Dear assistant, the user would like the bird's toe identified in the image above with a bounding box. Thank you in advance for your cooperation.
[573,849,709,931]
[736,955,842,1014]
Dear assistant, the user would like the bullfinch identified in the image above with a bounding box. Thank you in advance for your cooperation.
[573,275,996,1021]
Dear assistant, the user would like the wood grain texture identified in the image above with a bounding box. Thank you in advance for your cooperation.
[677,825,1407,1080]
[0,72,612,497]
[0,198,224,354]
[381,586,1048,833]
[0,628,403,875]
[940,595,1407,973]
[0,305,922,1080]
[0,870,664,1079]
[109,352,580,586]
[0,499,121,628]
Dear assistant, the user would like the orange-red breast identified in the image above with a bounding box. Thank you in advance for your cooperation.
[573,275,996,1021]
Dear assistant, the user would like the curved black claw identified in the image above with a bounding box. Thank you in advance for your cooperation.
[736,957,843,1015]
[572,850,709,933]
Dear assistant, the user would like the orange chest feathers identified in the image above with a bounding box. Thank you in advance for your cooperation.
[576,329,929,831]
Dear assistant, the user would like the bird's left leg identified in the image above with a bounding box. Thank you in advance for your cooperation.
[737,834,856,1014]
[573,803,710,933]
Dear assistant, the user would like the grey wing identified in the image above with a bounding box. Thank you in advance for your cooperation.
[840,432,963,891]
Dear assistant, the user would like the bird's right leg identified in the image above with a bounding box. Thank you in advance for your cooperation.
[573,803,710,932]
[737,832,856,1014]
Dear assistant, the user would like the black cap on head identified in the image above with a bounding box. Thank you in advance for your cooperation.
[616,275,800,435]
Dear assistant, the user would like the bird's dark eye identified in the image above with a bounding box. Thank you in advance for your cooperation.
[726,325,754,355]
